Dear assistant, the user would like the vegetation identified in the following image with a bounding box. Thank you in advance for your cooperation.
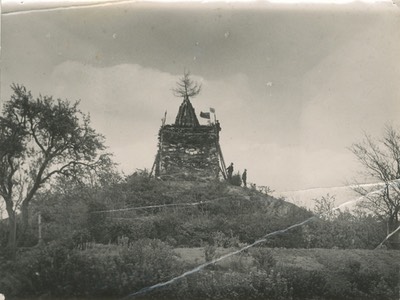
[303,194,386,249]
[0,85,110,251]
[26,174,314,248]
[229,172,242,187]
[0,239,181,298]
[1,242,398,299]
[350,125,400,249]
[167,248,399,300]
[0,171,393,299]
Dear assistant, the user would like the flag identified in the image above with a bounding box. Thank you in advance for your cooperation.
[210,107,215,113]
[200,111,210,119]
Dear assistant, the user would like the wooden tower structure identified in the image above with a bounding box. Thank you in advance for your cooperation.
[150,96,227,181]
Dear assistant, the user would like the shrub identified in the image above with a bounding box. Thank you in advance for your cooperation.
[278,266,327,299]
[303,211,386,249]
[251,247,276,270]
[1,239,180,298]
[204,245,217,262]
[229,172,242,186]
[321,256,398,300]
[170,269,292,300]
[212,231,240,248]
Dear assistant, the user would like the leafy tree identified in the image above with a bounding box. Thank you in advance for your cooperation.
[0,84,108,250]
[350,125,400,249]
[172,71,202,99]
[313,194,337,220]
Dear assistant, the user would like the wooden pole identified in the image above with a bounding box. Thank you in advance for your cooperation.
[159,130,163,175]
[149,155,157,178]
[212,111,227,180]
[158,111,166,176]
[150,111,167,178]
[217,142,228,180]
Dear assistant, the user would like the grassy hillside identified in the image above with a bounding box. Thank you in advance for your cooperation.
[30,176,314,249]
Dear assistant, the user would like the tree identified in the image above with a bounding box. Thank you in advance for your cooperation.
[0,84,108,250]
[172,71,202,99]
[313,194,337,221]
[350,125,400,249]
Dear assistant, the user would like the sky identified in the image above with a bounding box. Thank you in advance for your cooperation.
[1,0,400,192]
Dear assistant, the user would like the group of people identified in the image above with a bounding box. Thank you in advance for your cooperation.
[226,162,247,187]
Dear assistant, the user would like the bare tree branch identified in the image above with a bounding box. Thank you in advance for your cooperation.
[350,125,400,248]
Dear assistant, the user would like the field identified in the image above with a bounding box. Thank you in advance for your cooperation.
[175,246,399,272]
[154,246,400,300]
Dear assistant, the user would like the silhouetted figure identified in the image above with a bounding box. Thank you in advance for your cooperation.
[216,120,221,132]
[227,163,234,180]
[242,169,247,187]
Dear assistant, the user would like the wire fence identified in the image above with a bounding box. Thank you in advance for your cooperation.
[90,196,234,214]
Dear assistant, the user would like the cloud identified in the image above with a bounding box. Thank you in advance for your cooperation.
[26,61,254,175]
[2,5,399,191]
[45,62,177,172]
[39,56,397,190]
[222,140,360,191]
[299,13,400,148]
[51,62,175,119]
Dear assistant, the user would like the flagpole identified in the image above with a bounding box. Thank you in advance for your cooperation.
[210,107,216,124]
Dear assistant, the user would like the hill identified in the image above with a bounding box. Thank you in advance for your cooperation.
[0,176,394,299]
[95,178,313,248]
[4,176,311,251]
[167,180,305,217]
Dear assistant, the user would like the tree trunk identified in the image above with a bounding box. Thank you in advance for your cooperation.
[20,201,30,238]
[5,203,17,251]
[21,201,29,229]
[387,216,400,249]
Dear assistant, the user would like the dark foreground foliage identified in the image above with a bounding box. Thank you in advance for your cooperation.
[1,244,398,299]
[0,239,181,298]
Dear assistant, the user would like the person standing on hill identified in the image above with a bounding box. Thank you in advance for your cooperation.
[242,169,247,187]
[227,163,234,180]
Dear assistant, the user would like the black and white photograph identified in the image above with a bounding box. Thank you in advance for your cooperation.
[1,0,400,299]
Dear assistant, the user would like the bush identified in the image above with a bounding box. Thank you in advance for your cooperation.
[169,269,292,300]
[229,172,242,186]
[304,208,387,250]
[251,248,276,270]
[321,256,399,300]
[0,239,180,298]
[212,231,240,248]
[278,266,327,299]
[204,245,217,262]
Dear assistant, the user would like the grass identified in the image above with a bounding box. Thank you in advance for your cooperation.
[174,246,400,272]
